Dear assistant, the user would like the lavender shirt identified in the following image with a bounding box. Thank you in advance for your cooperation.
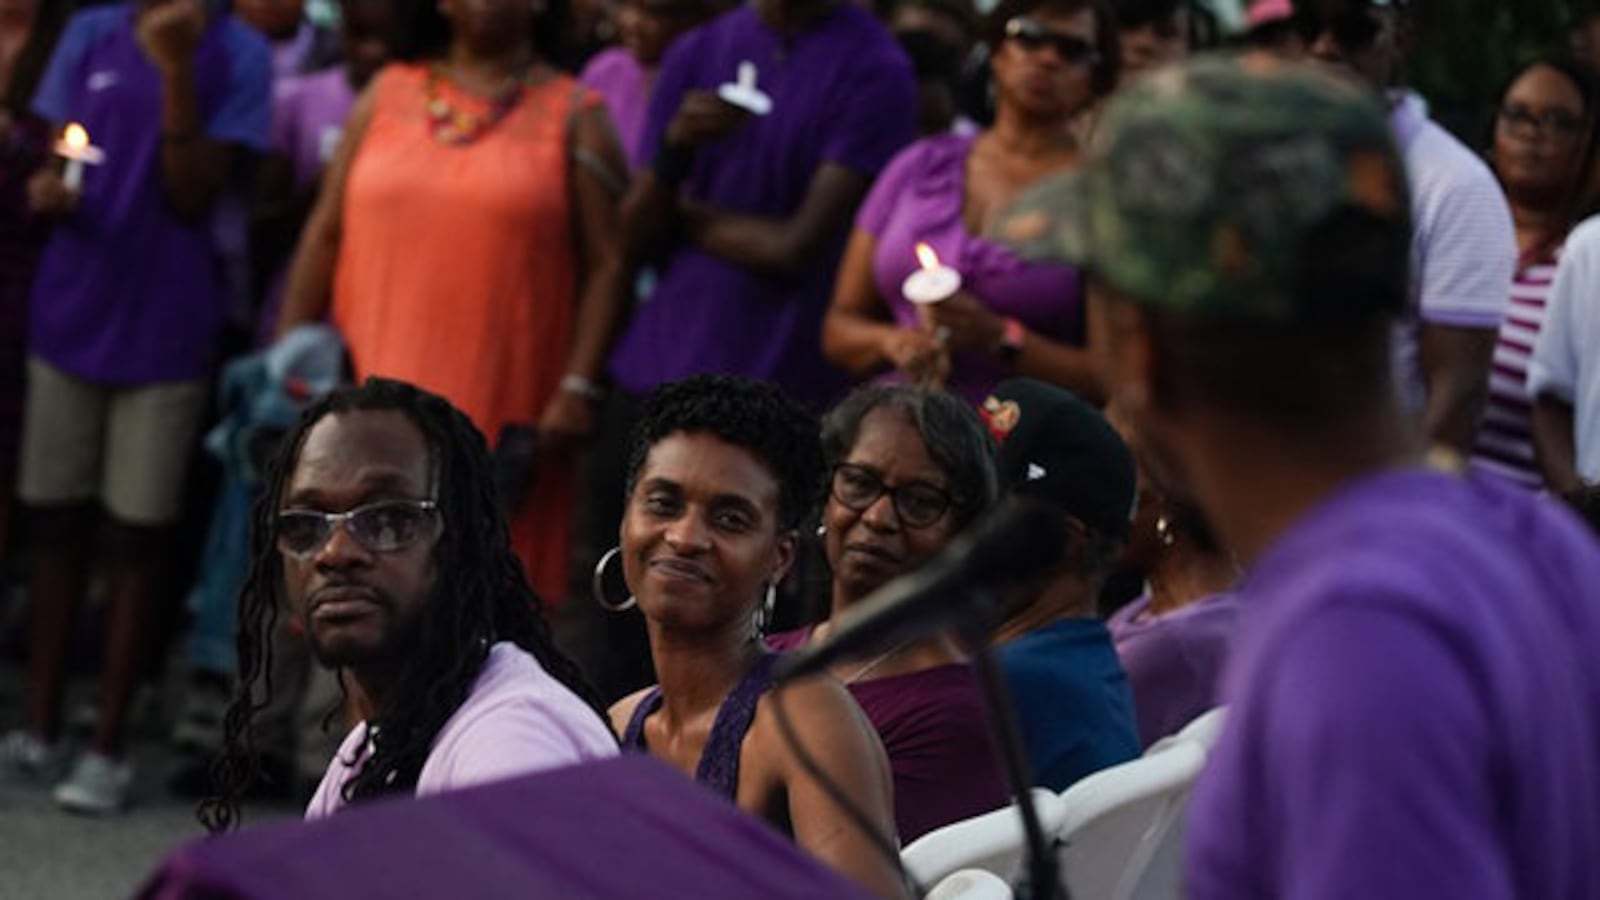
[29,5,271,384]
[579,47,654,168]
[767,627,1008,842]
[857,133,1084,401]
[608,4,916,410]
[1107,592,1238,748]
[1187,469,1600,899]
[305,643,619,818]
[273,66,355,188]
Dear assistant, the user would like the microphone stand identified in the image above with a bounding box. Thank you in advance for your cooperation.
[956,591,1065,900]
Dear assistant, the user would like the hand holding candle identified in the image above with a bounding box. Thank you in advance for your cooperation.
[901,242,962,388]
[717,61,774,116]
[54,123,105,192]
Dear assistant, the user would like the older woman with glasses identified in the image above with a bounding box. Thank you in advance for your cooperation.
[822,0,1119,403]
[768,385,1009,843]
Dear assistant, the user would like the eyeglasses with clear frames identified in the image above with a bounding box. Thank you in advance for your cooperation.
[275,499,442,560]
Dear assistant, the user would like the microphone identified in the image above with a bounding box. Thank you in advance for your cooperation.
[775,497,1068,681]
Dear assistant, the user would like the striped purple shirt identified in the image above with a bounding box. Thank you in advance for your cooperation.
[1472,254,1559,488]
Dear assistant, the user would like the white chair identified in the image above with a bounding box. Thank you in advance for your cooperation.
[925,869,1015,900]
[1056,740,1208,900]
[1143,706,1228,758]
[1174,706,1227,752]
[902,788,1065,888]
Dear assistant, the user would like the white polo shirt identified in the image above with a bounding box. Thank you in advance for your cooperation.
[1389,92,1517,413]
[1529,215,1600,482]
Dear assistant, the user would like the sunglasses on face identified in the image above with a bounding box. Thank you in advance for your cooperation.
[1003,17,1100,66]
[1498,104,1587,141]
[830,463,956,530]
[276,499,441,560]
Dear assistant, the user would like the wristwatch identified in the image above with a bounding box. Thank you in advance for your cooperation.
[994,317,1025,365]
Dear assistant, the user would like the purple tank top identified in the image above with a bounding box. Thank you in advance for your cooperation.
[621,653,779,801]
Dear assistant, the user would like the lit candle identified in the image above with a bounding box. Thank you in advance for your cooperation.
[54,123,105,191]
[901,242,962,306]
[717,61,774,117]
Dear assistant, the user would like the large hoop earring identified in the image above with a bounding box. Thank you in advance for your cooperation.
[592,546,637,612]
[752,582,777,638]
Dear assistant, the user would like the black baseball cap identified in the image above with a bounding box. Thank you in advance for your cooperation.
[980,379,1138,540]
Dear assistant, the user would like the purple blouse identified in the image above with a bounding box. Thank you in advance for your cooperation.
[856,132,1084,401]
[1108,592,1239,748]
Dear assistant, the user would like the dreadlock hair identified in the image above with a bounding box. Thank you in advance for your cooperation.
[623,375,826,533]
[199,378,607,833]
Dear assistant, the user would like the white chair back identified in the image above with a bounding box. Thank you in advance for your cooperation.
[902,788,1065,888]
[1143,706,1229,758]
[1056,740,1208,900]
[925,869,1015,900]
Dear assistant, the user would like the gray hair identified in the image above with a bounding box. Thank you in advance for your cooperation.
[821,385,1000,526]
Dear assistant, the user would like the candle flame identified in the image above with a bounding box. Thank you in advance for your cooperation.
[915,242,941,271]
[63,123,89,150]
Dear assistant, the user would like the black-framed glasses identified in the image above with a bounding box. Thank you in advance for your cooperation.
[830,463,956,529]
[1003,17,1100,67]
[276,499,441,560]
[1498,104,1587,141]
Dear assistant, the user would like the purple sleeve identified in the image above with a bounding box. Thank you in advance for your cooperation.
[1250,605,1512,899]
[270,79,301,156]
[207,23,274,150]
[635,31,703,166]
[30,10,106,122]
[855,140,926,237]
[819,56,917,178]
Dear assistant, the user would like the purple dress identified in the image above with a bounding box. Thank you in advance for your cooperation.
[1107,592,1239,748]
[856,132,1084,401]
[1187,469,1600,898]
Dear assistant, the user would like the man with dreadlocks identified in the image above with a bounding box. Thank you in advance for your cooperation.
[202,378,616,831]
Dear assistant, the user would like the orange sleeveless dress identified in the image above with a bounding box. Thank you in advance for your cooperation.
[333,64,594,604]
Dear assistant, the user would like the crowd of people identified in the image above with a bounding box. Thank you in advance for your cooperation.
[1,0,1599,896]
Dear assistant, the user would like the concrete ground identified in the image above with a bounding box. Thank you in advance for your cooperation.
[0,664,294,900]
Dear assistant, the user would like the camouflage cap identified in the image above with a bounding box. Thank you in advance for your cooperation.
[994,55,1411,323]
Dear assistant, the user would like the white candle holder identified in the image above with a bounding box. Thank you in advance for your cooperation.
[54,123,105,191]
[901,242,962,306]
[717,61,774,117]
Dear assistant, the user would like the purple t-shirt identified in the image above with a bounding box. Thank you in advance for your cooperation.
[1187,469,1600,899]
[856,133,1084,401]
[273,66,355,188]
[1107,592,1238,748]
[29,5,271,384]
[306,642,619,818]
[579,47,653,169]
[607,4,916,410]
[767,627,1008,842]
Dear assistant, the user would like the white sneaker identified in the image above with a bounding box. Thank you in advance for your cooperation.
[53,752,133,815]
[0,730,63,779]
